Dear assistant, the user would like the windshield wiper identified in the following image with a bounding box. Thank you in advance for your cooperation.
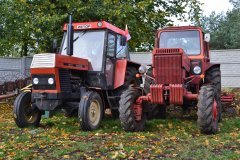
[64,30,87,50]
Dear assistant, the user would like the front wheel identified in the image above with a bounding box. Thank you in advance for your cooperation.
[119,87,146,132]
[197,85,220,134]
[78,91,103,131]
[13,92,42,128]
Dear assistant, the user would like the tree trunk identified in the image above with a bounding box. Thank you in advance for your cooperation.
[21,42,28,57]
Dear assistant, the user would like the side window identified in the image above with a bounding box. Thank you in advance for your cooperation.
[116,35,127,58]
[107,33,116,57]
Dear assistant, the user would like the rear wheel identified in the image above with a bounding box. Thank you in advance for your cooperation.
[78,91,103,131]
[111,67,141,119]
[119,87,146,132]
[197,85,220,134]
[13,92,41,128]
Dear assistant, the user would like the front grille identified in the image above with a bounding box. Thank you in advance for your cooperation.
[59,69,71,92]
[33,85,56,90]
[154,48,181,54]
[32,74,56,90]
[154,54,182,84]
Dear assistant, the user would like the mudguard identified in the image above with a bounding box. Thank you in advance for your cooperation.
[114,59,141,89]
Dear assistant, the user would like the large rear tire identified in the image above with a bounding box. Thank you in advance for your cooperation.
[78,91,103,131]
[111,67,141,119]
[119,87,146,132]
[13,92,41,128]
[197,85,220,134]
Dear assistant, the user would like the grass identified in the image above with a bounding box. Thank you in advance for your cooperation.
[0,104,239,160]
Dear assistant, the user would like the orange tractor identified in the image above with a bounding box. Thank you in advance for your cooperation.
[13,16,140,131]
[119,26,222,134]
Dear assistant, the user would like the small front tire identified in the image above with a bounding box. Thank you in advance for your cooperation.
[13,92,41,128]
[78,91,103,131]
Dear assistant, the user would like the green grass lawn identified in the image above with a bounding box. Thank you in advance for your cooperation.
[0,104,239,160]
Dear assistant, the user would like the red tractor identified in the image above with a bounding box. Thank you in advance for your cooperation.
[13,16,140,131]
[119,26,222,134]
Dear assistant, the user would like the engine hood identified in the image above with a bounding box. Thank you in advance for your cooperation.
[31,53,89,71]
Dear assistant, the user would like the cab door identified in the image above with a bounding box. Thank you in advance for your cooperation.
[105,32,116,89]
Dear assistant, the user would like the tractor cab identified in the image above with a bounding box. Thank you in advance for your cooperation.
[59,21,130,89]
[156,26,211,76]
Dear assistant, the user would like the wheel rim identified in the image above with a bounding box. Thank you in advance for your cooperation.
[23,103,39,123]
[88,100,101,126]
[212,98,218,125]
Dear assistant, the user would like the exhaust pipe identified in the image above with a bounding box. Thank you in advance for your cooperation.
[67,15,73,56]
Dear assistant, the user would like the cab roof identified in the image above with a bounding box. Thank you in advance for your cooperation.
[63,21,126,36]
[160,26,203,32]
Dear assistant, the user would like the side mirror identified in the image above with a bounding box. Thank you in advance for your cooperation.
[53,38,58,53]
[204,33,211,42]
[120,36,127,46]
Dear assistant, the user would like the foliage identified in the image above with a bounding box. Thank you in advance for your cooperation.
[0,104,240,159]
[199,1,240,50]
[0,0,202,56]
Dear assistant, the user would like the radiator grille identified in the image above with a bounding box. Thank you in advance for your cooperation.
[59,69,71,92]
[31,53,55,68]
[32,74,56,90]
[154,48,181,54]
[154,54,182,84]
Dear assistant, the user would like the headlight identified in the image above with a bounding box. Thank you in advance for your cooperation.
[48,78,54,85]
[33,78,39,84]
[193,66,201,74]
[139,66,147,74]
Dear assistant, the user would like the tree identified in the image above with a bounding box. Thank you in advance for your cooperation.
[199,0,240,49]
[0,0,202,57]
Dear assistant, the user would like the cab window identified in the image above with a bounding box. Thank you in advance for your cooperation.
[116,35,127,58]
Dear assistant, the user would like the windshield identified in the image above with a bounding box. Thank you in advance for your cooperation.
[60,30,105,71]
[159,30,201,55]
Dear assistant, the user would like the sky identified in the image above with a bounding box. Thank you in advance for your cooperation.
[201,0,233,15]
[173,0,233,25]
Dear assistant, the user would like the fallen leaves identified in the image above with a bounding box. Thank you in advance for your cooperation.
[63,155,70,159]
[111,150,126,159]
[0,103,240,159]
[205,139,210,146]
